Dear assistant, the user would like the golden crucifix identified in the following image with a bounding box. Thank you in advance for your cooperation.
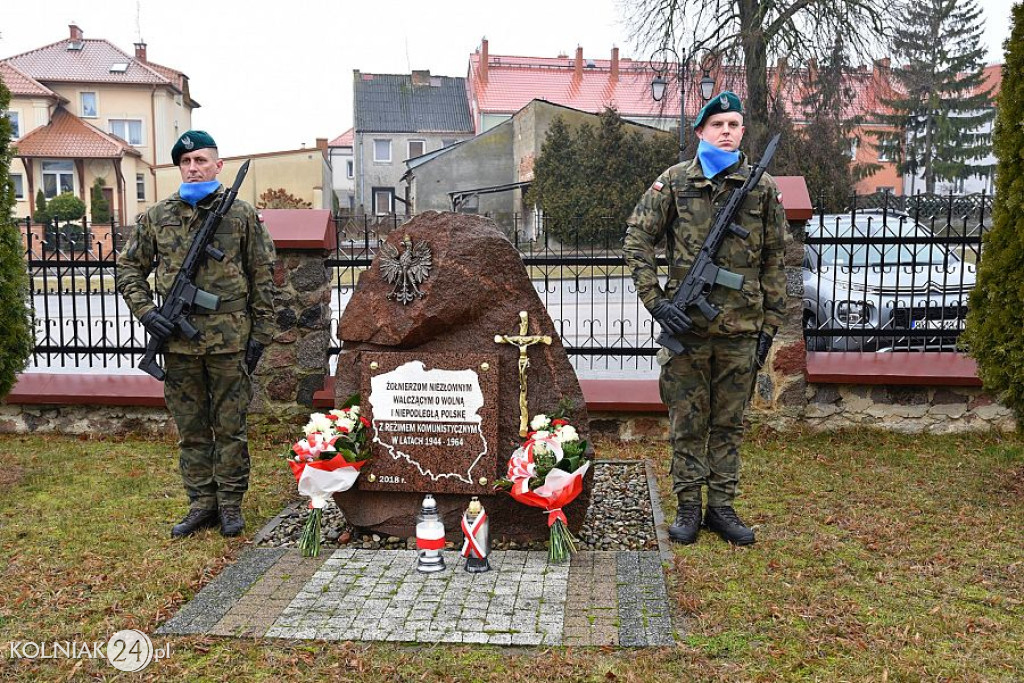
[495,311,552,437]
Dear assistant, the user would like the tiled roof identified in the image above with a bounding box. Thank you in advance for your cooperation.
[980,63,1002,98]
[354,72,474,133]
[469,50,713,120]
[4,38,175,89]
[329,128,354,147]
[0,61,60,98]
[14,106,142,159]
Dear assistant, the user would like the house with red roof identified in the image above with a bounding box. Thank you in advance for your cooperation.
[466,39,1002,198]
[2,24,197,225]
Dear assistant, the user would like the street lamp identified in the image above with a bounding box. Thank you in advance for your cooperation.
[650,47,717,162]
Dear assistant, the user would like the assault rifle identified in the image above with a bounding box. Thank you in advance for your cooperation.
[657,134,781,356]
[138,160,251,380]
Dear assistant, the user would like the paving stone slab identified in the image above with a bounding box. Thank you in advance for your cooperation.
[157,460,679,646]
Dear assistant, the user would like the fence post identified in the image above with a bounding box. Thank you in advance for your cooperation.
[253,210,336,418]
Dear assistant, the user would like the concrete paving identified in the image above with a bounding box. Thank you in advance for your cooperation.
[157,547,674,647]
[156,460,677,647]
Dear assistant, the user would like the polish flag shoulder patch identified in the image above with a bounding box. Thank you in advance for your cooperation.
[652,181,665,192]
[777,192,784,203]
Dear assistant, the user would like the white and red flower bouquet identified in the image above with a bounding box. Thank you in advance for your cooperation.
[285,395,372,557]
[497,406,590,563]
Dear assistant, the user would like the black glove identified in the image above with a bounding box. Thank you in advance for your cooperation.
[245,339,265,374]
[755,330,774,368]
[140,309,174,341]
[650,299,692,336]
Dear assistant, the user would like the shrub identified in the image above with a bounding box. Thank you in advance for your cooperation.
[43,193,88,251]
[33,188,48,223]
[0,75,34,398]
[90,177,111,223]
[962,4,1024,423]
[256,187,312,209]
[47,192,87,222]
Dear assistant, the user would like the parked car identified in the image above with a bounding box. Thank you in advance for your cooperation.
[802,211,976,351]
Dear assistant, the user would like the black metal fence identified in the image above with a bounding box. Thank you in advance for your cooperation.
[326,212,659,378]
[802,191,992,352]
[14,191,995,374]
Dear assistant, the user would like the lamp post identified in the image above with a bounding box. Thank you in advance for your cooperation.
[651,47,717,162]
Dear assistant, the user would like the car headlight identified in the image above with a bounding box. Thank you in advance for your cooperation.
[836,300,872,325]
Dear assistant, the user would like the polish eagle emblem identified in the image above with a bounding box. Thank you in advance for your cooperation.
[379,234,432,304]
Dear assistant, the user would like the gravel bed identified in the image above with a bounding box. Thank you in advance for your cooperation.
[255,461,658,552]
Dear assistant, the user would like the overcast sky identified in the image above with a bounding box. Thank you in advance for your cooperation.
[0,0,1014,158]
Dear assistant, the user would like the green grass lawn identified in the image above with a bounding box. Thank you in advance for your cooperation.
[0,427,1020,681]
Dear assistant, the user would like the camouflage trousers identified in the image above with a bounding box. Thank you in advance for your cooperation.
[164,351,253,510]
[658,334,758,507]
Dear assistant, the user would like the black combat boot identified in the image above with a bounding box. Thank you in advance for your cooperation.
[668,503,702,544]
[219,506,245,537]
[704,506,755,545]
[171,508,219,538]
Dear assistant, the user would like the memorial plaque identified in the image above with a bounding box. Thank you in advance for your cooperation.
[358,351,499,495]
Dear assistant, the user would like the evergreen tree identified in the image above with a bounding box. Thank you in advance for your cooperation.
[528,109,676,245]
[963,4,1024,423]
[0,74,34,398]
[33,188,48,223]
[90,177,111,223]
[875,0,995,194]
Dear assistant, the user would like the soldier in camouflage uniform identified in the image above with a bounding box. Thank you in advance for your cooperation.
[117,130,276,538]
[623,92,787,546]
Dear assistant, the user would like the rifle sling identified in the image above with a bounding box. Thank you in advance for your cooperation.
[189,298,247,315]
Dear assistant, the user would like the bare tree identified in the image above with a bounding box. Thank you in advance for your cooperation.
[622,0,894,149]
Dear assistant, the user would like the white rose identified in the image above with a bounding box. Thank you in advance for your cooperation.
[304,413,333,435]
[348,405,360,418]
[530,414,550,431]
[555,425,579,443]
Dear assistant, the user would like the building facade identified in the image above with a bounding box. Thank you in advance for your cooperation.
[2,24,197,223]
[352,69,474,215]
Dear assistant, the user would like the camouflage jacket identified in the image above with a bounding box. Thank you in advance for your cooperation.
[623,154,788,337]
[116,185,277,354]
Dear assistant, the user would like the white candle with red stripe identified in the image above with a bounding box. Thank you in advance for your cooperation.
[415,494,446,573]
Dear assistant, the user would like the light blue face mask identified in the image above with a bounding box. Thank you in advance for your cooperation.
[179,180,220,206]
[697,139,741,179]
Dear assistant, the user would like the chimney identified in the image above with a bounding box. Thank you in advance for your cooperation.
[610,46,619,83]
[807,57,818,84]
[411,69,431,86]
[316,137,328,152]
[773,57,788,93]
[574,46,583,81]
[480,38,489,84]
[134,41,147,62]
[69,24,83,42]
[873,57,891,75]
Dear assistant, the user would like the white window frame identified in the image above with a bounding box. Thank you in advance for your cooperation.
[373,139,391,163]
[80,91,97,118]
[11,173,24,199]
[109,118,144,146]
[42,160,75,198]
[345,159,354,178]
[407,139,425,160]
[5,111,19,139]
[372,187,394,215]
[136,173,146,201]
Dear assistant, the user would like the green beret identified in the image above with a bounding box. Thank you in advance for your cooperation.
[171,130,217,166]
[693,91,744,129]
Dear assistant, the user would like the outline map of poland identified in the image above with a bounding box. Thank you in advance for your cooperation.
[369,360,488,484]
